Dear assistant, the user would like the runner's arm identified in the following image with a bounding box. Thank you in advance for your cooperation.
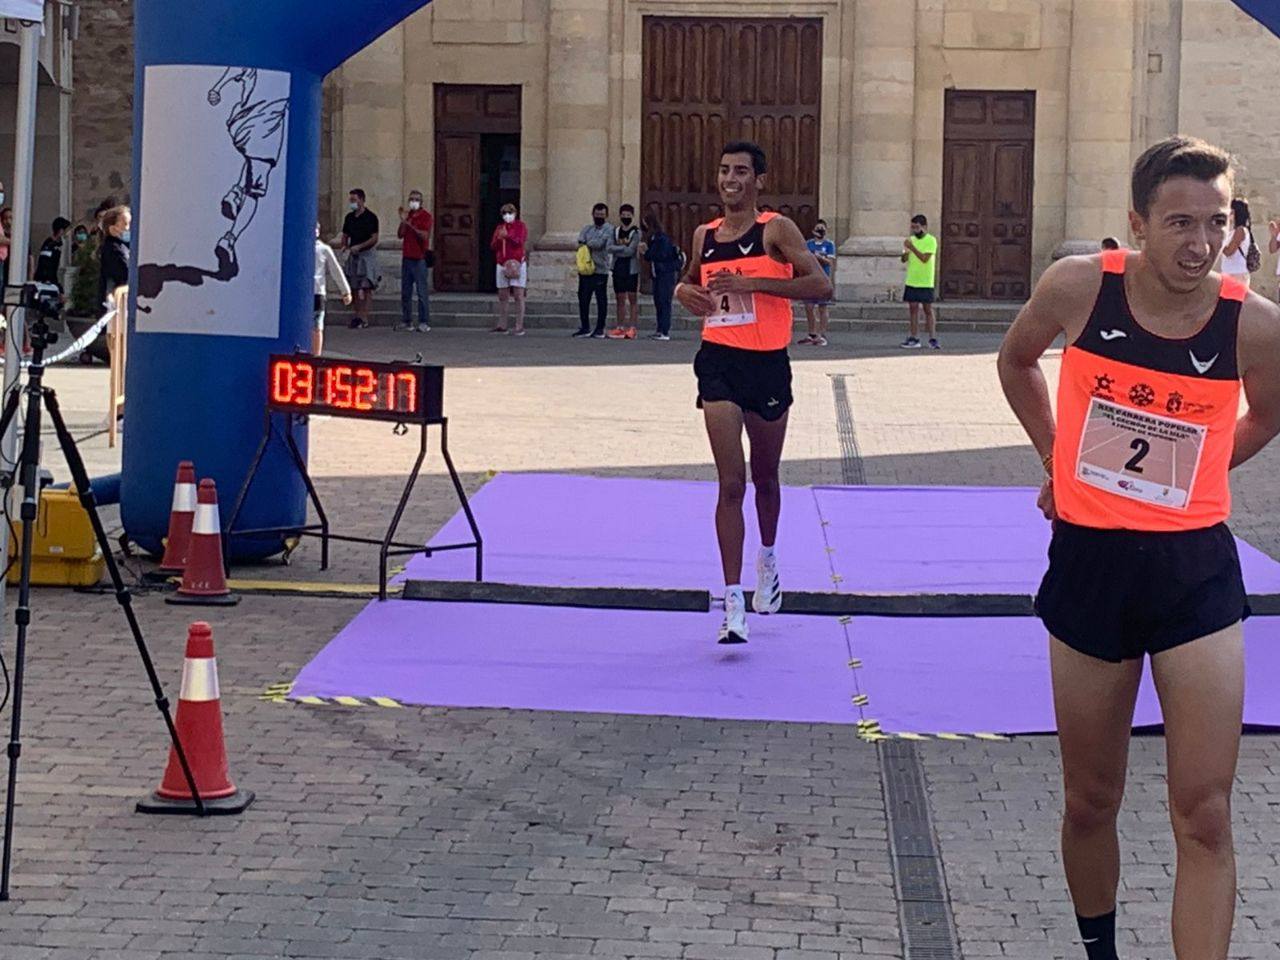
[997,256,1099,462]
[1231,294,1280,469]
[675,225,716,316]
[707,217,832,302]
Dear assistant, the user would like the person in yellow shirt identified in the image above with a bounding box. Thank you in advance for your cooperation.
[900,213,940,349]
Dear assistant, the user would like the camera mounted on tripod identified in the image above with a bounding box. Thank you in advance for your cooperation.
[7,281,62,347]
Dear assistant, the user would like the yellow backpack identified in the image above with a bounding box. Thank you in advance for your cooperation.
[575,243,596,276]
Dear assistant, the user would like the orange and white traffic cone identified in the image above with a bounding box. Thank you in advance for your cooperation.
[166,478,238,606]
[137,622,253,815]
[157,461,197,575]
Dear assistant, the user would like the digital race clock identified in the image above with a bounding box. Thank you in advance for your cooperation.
[268,354,444,424]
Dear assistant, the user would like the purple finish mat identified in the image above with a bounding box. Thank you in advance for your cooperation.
[813,485,1280,595]
[848,616,1280,735]
[290,600,858,725]
[411,475,1280,596]
[406,472,836,592]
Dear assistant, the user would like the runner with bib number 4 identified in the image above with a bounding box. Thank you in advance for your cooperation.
[998,136,1280,960]
[675,142,832,645]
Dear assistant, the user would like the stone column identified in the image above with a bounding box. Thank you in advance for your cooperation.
[1058,0,1136,256]
[540,0,610,248]
[840,0,917,299]
[336,26,406,221]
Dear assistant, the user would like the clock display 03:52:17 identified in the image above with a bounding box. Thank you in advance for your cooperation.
[269,357,421,418]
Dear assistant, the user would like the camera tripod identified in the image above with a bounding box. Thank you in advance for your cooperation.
[0,312,205,901]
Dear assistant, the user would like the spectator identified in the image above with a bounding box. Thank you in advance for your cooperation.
[314,221,351,355]
[799,219,836,346]
[491,202,529,336]
[574,202,612,338]
[899,213,940,350]
[1100,236,1122,251]
[340,188,380,329]
[33,217,71,289]
[70,222,89,257]
[607,203,640,338]
[396,188,432,333]
[1220,197,1255,287]
[98,205,131,309]
[640,212,681,341]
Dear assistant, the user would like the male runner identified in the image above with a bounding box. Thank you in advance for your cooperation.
[675,142,832,644]
[998,135,1280,959]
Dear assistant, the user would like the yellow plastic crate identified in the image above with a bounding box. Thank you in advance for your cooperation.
[6,489,105,587]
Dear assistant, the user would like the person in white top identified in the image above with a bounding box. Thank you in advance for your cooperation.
[314,222,352,355]
[1220,197,1254,286]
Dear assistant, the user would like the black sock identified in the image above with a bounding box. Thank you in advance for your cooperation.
[1076,910,1118,960]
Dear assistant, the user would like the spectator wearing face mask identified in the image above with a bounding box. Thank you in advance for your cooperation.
[98,206,131,309]
[491,203,529,336]
[574,202,612,338]
[607,203,640,339]
[396,188,432,333]
[799,219,836,346]
[340,188,380,329]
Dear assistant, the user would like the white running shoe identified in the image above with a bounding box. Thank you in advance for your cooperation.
[718,589,749,644]
[753,549,782,614]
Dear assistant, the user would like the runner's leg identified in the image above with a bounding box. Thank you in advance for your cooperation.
[1051,637,1143,921]
[1151,624,1243,959]
[703,400,747,585]
[744,409,788,549]
[923,302,937,340]
[908,301,921,339]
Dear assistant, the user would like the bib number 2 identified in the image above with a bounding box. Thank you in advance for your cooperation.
[1075,397,1205,509]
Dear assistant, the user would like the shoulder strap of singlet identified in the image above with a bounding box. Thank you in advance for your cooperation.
[704,217,724,229]
[1219,274,1248,303]
[758,211,781,223]
[1100,249,1127,274]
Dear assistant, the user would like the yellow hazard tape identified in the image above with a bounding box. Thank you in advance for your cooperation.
[847,658,862,669]
[259,682,406,709]
[856,730,1012,743]
[851,694,869,707]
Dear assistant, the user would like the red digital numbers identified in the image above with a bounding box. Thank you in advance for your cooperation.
[270,359,419,418]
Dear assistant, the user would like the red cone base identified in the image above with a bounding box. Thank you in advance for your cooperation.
[138,623,252,816]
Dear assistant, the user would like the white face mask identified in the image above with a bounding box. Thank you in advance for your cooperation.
[0,193,6,207]
[348,201,358,212]
[502,212,516,224]
[408,200,421,211]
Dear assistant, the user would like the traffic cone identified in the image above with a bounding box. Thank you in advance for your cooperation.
[166,478,239,606]
[137,622,254,815]
[157,461,197,575]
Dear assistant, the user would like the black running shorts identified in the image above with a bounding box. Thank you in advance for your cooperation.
[612,269,639,295]
[694,341,793,421]
[1034,520,1249,662]
[903,285,935,304]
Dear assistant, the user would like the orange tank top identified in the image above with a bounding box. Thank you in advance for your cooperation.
[1053,250,1246,531]
[699,212,794,351]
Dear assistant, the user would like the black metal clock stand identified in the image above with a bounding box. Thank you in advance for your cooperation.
[0,311,204,902]
[225,408,482,600]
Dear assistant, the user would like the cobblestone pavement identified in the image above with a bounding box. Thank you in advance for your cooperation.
[0,328,1276,958]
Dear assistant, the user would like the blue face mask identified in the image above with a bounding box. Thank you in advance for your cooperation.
[120,230,131,243]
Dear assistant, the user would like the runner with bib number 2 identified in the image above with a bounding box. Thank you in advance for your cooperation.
[998,136,1280,960]
[675,142,832,645]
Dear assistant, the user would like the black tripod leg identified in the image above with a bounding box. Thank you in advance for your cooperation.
[283,421,329,570]
[223,420,272,576]
[41,390,206,817]
[380,426,428,601]
[439,420,483,582]
[0,380,46,900]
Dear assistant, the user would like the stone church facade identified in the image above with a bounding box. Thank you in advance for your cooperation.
[66,0,1280,301]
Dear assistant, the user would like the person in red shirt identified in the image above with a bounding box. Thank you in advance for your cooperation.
[397,189,433,332]
[491,202,529,336]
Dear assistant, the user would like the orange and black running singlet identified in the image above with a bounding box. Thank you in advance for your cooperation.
[1053,250,1246,531]
[699,211,795,352]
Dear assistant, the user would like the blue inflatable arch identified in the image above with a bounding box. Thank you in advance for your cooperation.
[123,0,433,558]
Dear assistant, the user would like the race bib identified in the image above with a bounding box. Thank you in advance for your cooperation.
[705,289,756,329]
[1075,397,1206,509]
